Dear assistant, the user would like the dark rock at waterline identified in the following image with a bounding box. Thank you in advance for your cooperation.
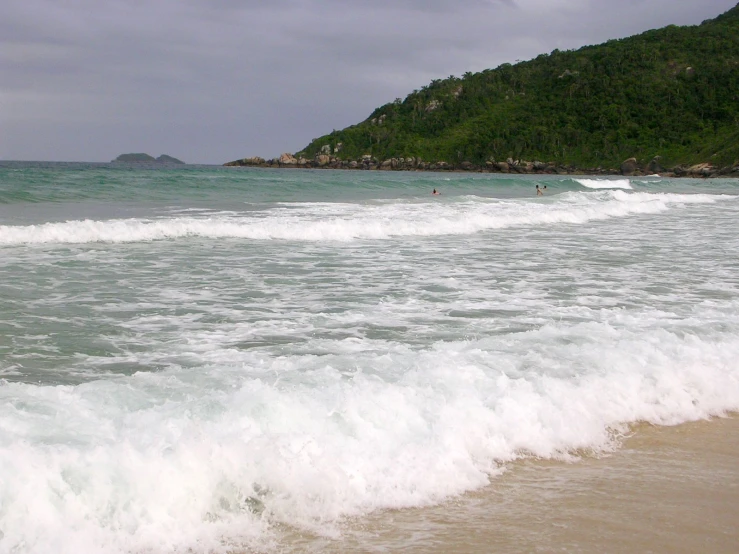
[223,153,736,178]
[647,156,665,174]
[620,157,639,176]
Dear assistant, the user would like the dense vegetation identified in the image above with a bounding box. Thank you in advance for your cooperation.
[298,5,739,169]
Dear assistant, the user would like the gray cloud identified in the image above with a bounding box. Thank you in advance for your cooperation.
[1,0,736,163]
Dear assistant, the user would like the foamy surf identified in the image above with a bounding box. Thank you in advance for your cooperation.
[1,320,738,554]
[0,191,718,245]
[575,178,633,189]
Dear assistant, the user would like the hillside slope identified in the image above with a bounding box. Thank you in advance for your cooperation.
[295,4,739,170]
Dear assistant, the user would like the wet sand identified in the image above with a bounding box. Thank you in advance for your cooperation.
[281,416,739,553]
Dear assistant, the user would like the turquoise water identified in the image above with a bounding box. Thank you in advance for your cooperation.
[1,162,738,553]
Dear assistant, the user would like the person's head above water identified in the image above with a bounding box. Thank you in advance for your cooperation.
[432,188,439,195]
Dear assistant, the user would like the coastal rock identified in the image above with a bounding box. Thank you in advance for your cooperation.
[672,165,688,177]
[647,156,665,174]
[279,153,297,165]
[243,157,265,166]
[494,162,510,173]
[460,161,474,170]
[316,154,330,167]
[620,157,639,176]
[687,163,714,177]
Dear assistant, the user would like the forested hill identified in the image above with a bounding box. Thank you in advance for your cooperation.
[297,4,739,169]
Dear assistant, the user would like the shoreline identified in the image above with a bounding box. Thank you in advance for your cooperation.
[223,158,739,179]
[224,154,739,179]
[277,415,739,553]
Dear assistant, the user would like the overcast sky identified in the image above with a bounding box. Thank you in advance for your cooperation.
[2,0,736,164]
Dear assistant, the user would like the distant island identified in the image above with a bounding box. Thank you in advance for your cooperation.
[112,153,185,164]
[225,3,739,178]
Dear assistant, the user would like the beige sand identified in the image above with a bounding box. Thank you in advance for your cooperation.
[280,416,739,553]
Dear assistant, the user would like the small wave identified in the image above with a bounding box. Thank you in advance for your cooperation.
[575,178,633,190]
[0,192,718,246]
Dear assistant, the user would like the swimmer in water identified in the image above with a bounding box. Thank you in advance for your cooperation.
[536,185,543,196]
[432,189,440,195]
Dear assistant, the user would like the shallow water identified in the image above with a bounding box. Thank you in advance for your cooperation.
[1,163,738,553]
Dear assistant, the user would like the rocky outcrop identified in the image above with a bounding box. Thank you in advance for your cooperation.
[223,153,738,178]
[224,156,264,166]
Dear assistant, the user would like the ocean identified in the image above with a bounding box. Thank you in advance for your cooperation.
[1,162,737,553]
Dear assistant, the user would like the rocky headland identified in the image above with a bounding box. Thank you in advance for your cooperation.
[228,6,739,180]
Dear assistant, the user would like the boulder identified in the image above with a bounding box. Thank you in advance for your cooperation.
[672,166,688,177]
[315,154,330,167]
[279,153,297,165]
[494,162,510,173]
[620,157,639,176]
[647,156,664,174]
[687,163,714,177]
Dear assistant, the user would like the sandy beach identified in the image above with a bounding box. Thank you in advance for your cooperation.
[284,415,739,553]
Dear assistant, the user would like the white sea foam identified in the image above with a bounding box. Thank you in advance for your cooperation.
[0,191,718,245]
[575,178,633,189]
[1,319,738,553]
